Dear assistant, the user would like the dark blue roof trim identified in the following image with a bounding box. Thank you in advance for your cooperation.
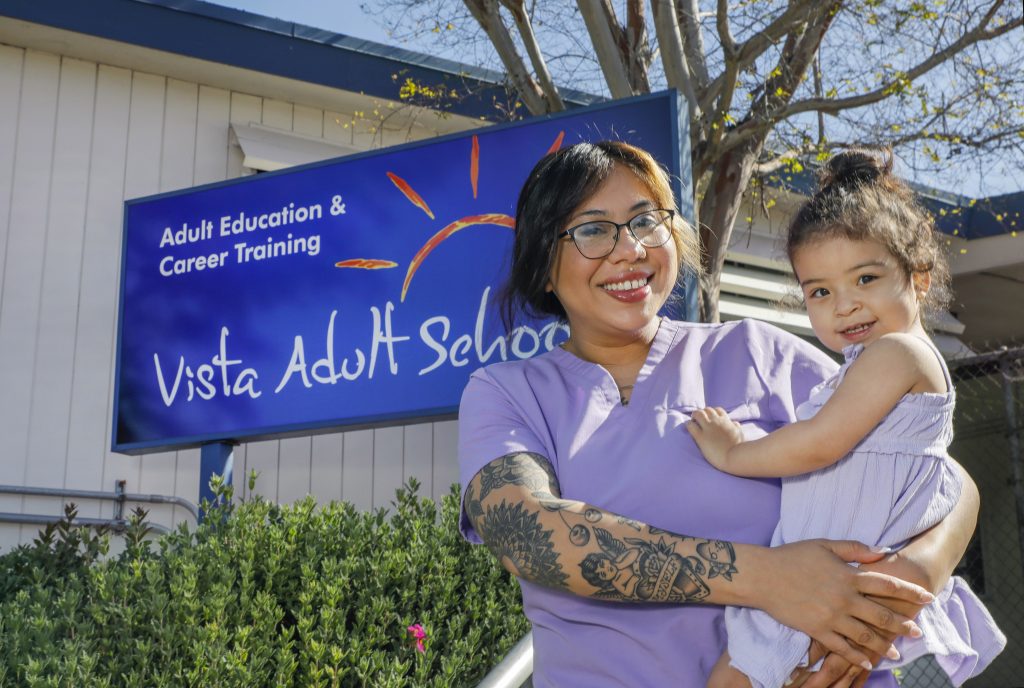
[0,0,601,121]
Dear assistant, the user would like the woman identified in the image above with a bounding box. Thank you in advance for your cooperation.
[458,141,978,687]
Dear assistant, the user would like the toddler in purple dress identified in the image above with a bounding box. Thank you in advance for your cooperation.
[687,150,1005,688]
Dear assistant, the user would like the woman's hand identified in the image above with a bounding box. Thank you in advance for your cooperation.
[794,461,980,687]
[748,539,932,671]
[792,552,933,687]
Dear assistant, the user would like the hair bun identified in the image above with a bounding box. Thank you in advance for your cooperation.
[820,149,893,192]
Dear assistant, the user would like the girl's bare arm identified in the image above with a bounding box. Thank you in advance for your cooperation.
[688,334,945,478]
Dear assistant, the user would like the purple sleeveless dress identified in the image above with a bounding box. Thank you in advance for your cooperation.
[726,342,1006,688]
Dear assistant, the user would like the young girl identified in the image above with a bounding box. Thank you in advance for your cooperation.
[687,150,1005,688]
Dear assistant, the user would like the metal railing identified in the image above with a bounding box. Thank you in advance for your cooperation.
[0,481,198,535]
[476,632,532,688]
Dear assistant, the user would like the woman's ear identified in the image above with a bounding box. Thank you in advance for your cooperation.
[912,271,931,300]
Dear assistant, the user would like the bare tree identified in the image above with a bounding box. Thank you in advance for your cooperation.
[369,0,1024,322]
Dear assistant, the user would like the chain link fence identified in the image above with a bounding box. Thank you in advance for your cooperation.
[899,343,1024,687]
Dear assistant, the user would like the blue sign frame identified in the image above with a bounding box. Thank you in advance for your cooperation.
[112,90,692,454]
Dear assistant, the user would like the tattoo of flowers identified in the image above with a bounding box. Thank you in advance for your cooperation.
[478,500,568,590]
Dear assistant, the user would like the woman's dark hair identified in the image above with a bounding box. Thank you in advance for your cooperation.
[579,552,611,587]
[499,141,700,330]
[786,148,951,313]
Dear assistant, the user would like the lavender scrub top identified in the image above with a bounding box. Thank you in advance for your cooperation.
[458,318,900,687]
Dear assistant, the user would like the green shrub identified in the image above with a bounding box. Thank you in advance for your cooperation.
[0,478,529,687]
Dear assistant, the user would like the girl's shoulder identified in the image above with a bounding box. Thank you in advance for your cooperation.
[850,333,949,395]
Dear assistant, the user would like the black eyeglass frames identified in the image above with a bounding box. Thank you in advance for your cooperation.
[557,209,674,259]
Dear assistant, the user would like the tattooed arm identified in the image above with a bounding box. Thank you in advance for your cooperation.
[465,451,936,670]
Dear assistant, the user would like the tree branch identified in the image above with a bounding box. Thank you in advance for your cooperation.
[715,0,737,57]
[624,0,652,93]
[752,144,820,175]
[463,0,548,114]
[576,0,634,98]
[652,0,700,122]
[780,5,1021,120]
[676,0,710,92]
[700,0,817,116]
[498,0,565,111]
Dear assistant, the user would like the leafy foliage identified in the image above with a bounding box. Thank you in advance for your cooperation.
[0,479,528,687]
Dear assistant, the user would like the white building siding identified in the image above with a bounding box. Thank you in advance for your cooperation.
[0,46,464,550]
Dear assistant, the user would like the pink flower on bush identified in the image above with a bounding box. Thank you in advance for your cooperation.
[407,623,427,653]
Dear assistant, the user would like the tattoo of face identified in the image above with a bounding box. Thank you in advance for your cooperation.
[581,531,710,603]
[696,540,738,581]
[478,453,559,501]
[478,499,569,591]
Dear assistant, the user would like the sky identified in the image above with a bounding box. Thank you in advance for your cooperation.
[208,1,1019,198]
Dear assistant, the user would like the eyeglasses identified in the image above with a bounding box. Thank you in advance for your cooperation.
[558,209,674,259]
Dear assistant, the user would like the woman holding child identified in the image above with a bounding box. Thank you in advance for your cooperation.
[458,141,987,687]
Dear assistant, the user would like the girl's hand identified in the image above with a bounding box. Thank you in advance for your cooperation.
[750,539,932,671]
[787,640,879,688]
[707,652,752,688]
[686,407,744,468]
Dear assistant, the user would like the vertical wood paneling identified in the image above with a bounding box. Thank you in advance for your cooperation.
[341,429,373,511]
[23,57,97,527]
[104,71,166,498]
[232,443,249,500]
[0,45,24,308]
[159,78,198,191]
[310,433,344,504]
[261,99,292,131]
[292,104,323,139]
[244,439,280,501]
[277,436,313,504]
[170,447,200,529]
[323,110,353,148]
[0,50,59,539]
[403,423,434,499]
[227,92,260,178]
[431,420,460,501]
[0,45,26,534]
[372,427,404,508]
[65,64,132,521]
[193,85,230,185]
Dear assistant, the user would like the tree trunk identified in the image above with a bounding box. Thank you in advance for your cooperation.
[697,136,765,323]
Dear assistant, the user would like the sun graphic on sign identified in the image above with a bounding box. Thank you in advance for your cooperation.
[334,131,566,302]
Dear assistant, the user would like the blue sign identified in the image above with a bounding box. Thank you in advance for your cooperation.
[113,91,688,454]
